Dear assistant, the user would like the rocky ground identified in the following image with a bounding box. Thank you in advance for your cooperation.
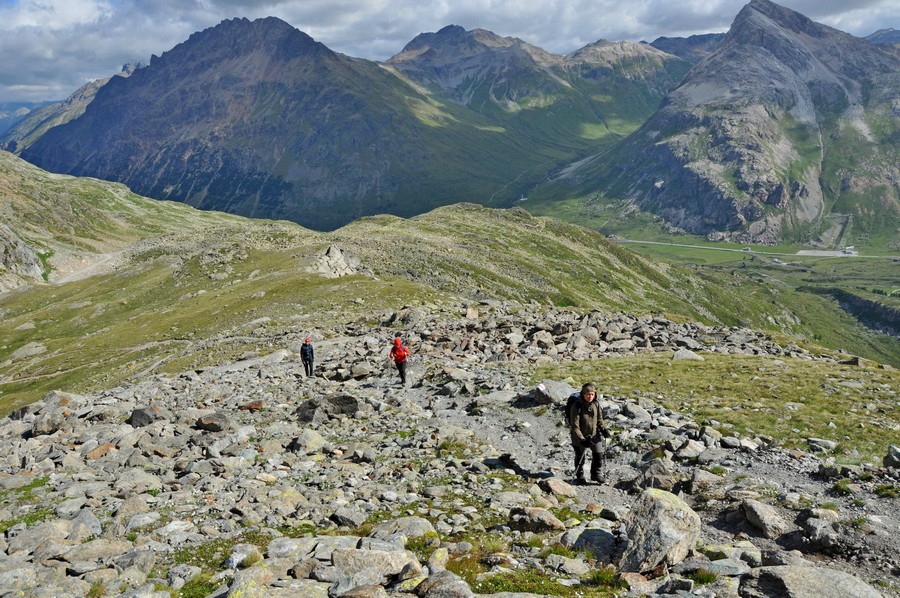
[0,302,898,597]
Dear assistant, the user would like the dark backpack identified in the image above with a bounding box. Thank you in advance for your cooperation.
[564,393,582,427]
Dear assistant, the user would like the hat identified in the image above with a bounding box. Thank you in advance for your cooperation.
[305,337,310,342]
[581,383,596,395]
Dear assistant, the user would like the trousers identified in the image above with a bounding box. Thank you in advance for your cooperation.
[573,439,605,480]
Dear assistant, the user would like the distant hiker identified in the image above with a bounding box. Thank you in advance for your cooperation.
[568,382,609,485]
[300,337,314,377]
[389,336,410,385]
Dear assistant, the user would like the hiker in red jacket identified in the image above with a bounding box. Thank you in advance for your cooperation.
[389,336,410,385]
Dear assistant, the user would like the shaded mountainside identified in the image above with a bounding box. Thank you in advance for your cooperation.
[648,33,726,64]
[14,17,685,232]
[554,0,900,247]
[0,64,141,154]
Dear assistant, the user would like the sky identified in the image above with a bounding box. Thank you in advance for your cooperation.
[0,0,897,104]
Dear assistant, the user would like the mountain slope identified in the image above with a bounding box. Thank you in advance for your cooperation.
[649,33,726,64]
[0,150,252,292]
[18,19,543,230]
[3,152,898,409]
[0,65,140,153]
[17,19,688,231]
[557,0,900,247]
[387,26,689,148]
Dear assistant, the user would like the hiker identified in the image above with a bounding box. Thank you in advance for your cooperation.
[389,336,410,385]
[568,382,609,485]
[300,337,314,377]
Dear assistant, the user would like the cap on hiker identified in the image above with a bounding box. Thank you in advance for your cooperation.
[305,337,310,342]
[581,383,596,395]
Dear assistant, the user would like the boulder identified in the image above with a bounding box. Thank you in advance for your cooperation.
[369,517,436,541]
[508,507,565,532]
[741,499,789,539]
[619,488,701,574]
[295,394,373,424]
[630,458,679,491]
[739,566,883,598]
[532,380,575,405]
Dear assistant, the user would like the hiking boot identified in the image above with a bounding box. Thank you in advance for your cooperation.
[590,474,604,484]
[573,477,587,486]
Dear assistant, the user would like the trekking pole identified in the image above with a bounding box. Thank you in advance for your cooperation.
[575,445,588,478]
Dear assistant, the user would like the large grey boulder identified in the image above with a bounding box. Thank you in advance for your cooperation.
[739,565,883,598]
[415,569,474,597]
[295,394,373,424]
[630,457,680,491]
[741,499,789,539]
[532,380,576,405]
[288,429,327,454]
[508,507,565,532]
[619,488,701,574]
[369,516,436,541]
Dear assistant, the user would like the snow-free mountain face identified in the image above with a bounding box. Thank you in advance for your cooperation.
[7,1,898,245]
[569,0,899,245]
[387,24,688,115]
[12,18,683,231]
[866,27,900,49]
[649,33,726,64]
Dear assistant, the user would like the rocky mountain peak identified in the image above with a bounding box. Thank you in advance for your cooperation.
[151,16,328,70]
[574,0,899,244]
[567,39,675,66]
[738,0,823,38]
[388,24,554,68]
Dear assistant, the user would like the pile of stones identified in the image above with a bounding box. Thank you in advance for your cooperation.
[0,302,896,597]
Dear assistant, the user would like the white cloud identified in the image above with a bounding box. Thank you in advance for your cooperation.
[0,0,896,102]
[0,0,114,30]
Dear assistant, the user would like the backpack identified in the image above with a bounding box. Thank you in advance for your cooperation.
[392,343,409,362]
[563,393,582,426]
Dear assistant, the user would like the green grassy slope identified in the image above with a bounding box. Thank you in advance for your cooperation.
[2,154,897,415]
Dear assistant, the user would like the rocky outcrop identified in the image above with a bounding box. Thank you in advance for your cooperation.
[308,245,370,278]
[0,222,44,291]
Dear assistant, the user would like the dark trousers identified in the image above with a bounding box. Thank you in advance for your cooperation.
[573,441,605,480]
[396,360,407,384]
[302,359,313,377]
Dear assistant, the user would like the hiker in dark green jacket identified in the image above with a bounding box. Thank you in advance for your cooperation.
[568,382,609,485]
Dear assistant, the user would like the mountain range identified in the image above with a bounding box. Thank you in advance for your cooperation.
[552,0,899,245]
[8,18,685,231]
[3,0,898,247]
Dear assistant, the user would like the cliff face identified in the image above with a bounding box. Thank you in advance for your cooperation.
[582,0,900,244]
